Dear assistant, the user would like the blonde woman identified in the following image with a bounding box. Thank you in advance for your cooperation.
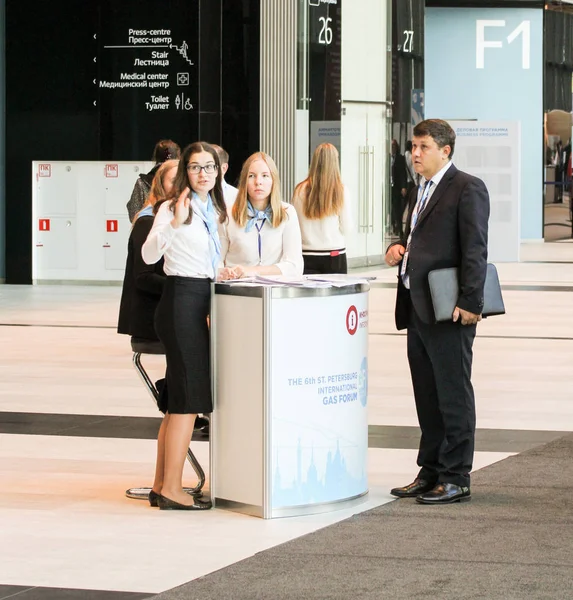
[292,143,352,274]
[219,152,303,279]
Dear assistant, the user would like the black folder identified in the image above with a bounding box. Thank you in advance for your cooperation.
[427,263,505,322]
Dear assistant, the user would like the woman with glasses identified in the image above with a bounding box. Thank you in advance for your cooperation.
[292,143,352,275]
[218,152,303,280]
[142,142,226,511]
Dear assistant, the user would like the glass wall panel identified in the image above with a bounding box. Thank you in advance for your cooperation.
[297,0,342,162]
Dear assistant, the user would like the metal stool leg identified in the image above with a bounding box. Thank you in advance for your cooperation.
[125,352,206,501]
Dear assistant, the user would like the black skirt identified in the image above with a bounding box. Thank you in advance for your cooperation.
[302,252,347,275]
[154,276,212,415]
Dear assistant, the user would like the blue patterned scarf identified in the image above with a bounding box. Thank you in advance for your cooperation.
[245,200,273,232]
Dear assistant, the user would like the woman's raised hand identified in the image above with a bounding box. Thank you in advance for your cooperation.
[171,187,191,228]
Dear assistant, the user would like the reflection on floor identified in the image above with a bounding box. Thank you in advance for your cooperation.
[1,241,572,597]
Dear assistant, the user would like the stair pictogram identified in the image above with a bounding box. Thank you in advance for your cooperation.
[170,41,194,66]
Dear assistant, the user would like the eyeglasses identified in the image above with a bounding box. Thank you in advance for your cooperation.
[187,163,218,174]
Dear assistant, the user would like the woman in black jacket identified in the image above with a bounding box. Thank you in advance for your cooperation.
[126,140,181,222]
[118,159,179,340]
[118,159,184,508]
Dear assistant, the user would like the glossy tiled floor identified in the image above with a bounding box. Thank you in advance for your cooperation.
[1,241,572,597]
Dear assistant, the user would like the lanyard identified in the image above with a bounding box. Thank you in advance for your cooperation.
[400,180,433,278]
[245,201,271,264]
[255,220,265,264]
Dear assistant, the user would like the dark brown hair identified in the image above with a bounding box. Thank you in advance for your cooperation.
[152,139,181,163]
[169,141,227,225]
[413,119,456,159]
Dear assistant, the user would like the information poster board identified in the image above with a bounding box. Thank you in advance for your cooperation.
[450,120,521,262]
[426,7,542,240]
[269,293,369,509]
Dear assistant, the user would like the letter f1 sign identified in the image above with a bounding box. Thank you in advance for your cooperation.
[476,19,531,70]
[476,20,505,69]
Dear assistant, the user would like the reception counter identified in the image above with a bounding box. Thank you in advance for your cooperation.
[210,280,369,519]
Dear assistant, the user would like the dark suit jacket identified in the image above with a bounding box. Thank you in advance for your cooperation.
[394,164,490,329]
[117,215,165,340]
[391,152,408,191]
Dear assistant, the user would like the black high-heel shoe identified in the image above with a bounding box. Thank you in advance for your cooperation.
[157,494,212,511]
[149,489,203,507]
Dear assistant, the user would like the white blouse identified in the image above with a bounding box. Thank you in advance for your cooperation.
[292,186,352,252]
[142,200,215,279]
[219,202,303,277]
[223,180,238,206]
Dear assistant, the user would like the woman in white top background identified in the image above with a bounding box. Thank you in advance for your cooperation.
[292,143,352,275]
[142,141,226,511]
[219,152,303,280]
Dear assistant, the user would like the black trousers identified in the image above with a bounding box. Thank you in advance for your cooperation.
[407,301,477,487]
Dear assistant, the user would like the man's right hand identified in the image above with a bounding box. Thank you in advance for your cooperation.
[385,244,406,267]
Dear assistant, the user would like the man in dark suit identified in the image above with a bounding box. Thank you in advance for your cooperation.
[391,139,408,236]
[385,119,489,505]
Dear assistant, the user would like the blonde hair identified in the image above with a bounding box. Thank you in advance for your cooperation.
[232,152,286,228]
[133,159,179,221]
[294,143,344,220]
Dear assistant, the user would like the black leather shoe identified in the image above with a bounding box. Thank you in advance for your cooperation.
[149,488,202,507]
[415,482,471,505]
[157,495,212,511]
[390,478,436,498]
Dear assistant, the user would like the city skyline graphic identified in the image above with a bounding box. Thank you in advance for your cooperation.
[272,437,367,508]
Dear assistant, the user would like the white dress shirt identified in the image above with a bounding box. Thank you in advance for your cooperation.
[415,160,452,208]
[142,200,215,279]
[219,202,304,277]
[402,160,453,289]
[291,186,352,252]
[223,180,238,206]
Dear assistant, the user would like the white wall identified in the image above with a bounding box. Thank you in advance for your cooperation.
[32,161,154,283]
[342,0,387,102]
[341,0,390,265]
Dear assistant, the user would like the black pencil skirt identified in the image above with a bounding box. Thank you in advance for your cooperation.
[154,276,212,415]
